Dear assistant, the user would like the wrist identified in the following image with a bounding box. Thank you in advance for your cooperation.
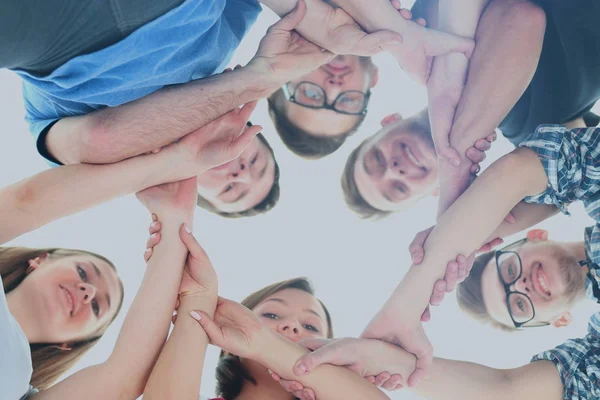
[244,61,283,97]
[179,294,217,318]
[249,325,276,363]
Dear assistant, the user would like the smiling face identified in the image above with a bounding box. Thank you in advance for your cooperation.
[196,135,276,214]
[252,288,329,342]
[16,253,122,344]
[481,241,587,329]
[352,114,438,212]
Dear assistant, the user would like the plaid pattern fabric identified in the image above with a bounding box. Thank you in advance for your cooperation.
[519,125,600,398]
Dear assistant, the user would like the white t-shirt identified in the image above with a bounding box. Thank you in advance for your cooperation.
[0,279,35,400]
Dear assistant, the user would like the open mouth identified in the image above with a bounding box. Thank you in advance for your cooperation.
[60,285,75,316]
[402,144,423,168]
[532,264,552,299]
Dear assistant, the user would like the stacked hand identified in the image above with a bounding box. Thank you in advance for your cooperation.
[248,0,334,91]
[136,176,198,217]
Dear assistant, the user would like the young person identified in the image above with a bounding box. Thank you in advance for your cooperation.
[141,224,394,400]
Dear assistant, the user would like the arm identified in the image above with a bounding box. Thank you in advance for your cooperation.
[487,202,558,242]
[34,210,192,400]
[0,147,189,245]
[436,0,547,216]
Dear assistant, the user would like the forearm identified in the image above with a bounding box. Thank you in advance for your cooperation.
[389,149,548,321]
[47,67,272,164]
[332,0,408,33]
[0,149,191,245]
[449,0,546,157]
[255,329,390,400]
[144,296,217,400]
[107,213,192,398]
[488,202,558,242]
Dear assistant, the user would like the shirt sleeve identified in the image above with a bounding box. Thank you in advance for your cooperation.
[531,313,600,400]
[519,125,600,216]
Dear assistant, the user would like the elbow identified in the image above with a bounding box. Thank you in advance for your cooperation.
[482,0,546,40]
[78,113,123,164]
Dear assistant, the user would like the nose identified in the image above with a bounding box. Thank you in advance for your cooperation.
[76,282,97,305]
[228,160,251,183]
[388,156,427,179]
[513,276,531,294]
[277,320,302,341]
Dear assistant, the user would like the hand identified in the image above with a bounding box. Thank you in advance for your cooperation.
[136,176,198,216]
[269,338,408,399]
[362,314,431,388]
[248,0,335,89]
[390,0,427,27]
[177,101,262,174]
[189,296,263,359]
[387,0,474,84]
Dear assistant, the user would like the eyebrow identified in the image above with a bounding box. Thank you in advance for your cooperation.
[264,298,323,319]
[91,261,111,311]
[362,151,373,176]
[259,163,268,179]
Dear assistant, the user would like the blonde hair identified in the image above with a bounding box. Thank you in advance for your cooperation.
[0,247,124,390]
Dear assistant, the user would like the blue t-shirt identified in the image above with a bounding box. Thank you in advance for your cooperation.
[15,0,261,159]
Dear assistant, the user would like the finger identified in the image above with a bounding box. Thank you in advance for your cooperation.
[300,389,316,400]
[383,374,403,390]
[294,340,340,375]
[429,281,446,306]
[374,372,391,387]
[475,138,492,151]
[179,224,210,261]
[416,17,427,27]
[366,376,376,384]
[231,124,262,156]
[357,30,404,56]
[487,132,497,142]
[445,261,459,292]
[399,9,412,20]
[238,100,259,122]
[189,310,223,344]
[456,254,468,281]
[146,232,161,250]
[504,210,517,224]
[280,378,304,392]
[406,332,433,388]
[391,0,402,10]
[144,248,153,263]
[409,228,432,264]
[272,0,307,32]
[421,306,431,322]
[465,146,486,164]
[171,311,178,324]
[470,163,481,175]
[149,220,161,235]
[151,213,158,222]
[268,369,280,381]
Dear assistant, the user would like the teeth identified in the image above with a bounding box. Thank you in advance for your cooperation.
[537,269,550,295]
[63,287,74,314]
[404,145,421,167]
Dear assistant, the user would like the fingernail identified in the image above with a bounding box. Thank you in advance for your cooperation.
[151,221,157,228]
[189,311,201,321]
[144,249,151,254]
[184,224,191,234]
[451,158,460,167]
[296,363,307,375]
[152,213,157,221]
[151,233,157,239]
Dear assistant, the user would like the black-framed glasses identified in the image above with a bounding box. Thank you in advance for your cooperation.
[495,239,550,329]
[282,82,370,116]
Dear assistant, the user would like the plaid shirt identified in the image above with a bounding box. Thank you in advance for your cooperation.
[519,125,600,399]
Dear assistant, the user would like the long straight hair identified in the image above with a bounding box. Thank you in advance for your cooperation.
[0,247,124,390]
[215,277,333,399]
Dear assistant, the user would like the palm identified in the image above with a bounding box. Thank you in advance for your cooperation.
[179,103,260,173]
[211,299,262,357]
[136,176,198,215]
[178,251,217,298]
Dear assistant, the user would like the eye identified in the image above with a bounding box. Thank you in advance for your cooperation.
[77,266,88,282]
[339,95,359,105]
[303,324,319,333]
[222,184,234,193]
[91,299,100,317]
[250,153,258,166]
[507,263,516,279]
[516,298,526,312]
[262,313,279,320]
[302,86,323,100]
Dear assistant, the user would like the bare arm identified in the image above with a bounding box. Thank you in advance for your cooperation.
[437,0,547,216]
[0,147,192,245]
[33,214,191,400]
[46,67,271,164]
[487,202,559,242]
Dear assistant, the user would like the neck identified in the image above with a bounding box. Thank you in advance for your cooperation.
[566,241,590,295]
[5,286,43,343]
[235,360,294,400]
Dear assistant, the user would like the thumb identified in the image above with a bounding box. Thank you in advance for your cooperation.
[231,125,262,156]
[294,339,341,376]
[190,311,223,344]
[406,330,433,388]
[272,0,307,32]
[356,30,403,56]
[179,224,210,261]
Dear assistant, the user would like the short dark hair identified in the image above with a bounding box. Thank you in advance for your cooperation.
[196,132,280,218]
[341,138,392,220]
[456,251,517,332]
[215,277,334,400]
[268,90,364,160]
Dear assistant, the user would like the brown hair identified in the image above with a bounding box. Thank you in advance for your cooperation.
[456,251,516,332]
[0,247,125,390]
[268,90,364,160]
[197,132,280,218]
[215,277,334,400]
[341,139,392,220]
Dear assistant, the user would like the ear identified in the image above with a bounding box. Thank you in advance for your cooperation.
[431,186,440,197]
[27,253,49,274]
[526,229,549,242]
[369,64,380,88]
[551,312,572,328]
[380,113,404,127]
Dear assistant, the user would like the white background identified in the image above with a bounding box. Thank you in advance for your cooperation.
[1,4,598,399]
